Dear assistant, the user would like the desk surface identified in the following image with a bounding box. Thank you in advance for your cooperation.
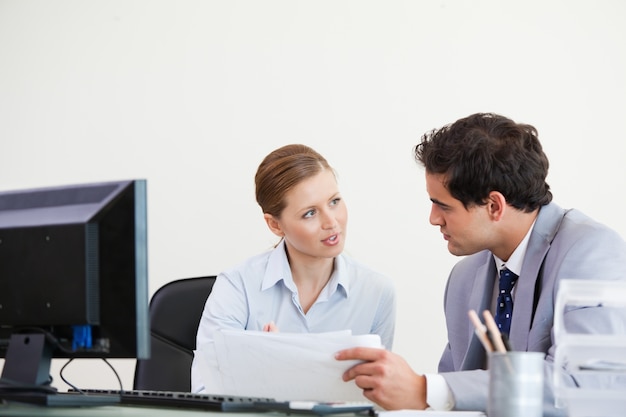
[0,402,271,417]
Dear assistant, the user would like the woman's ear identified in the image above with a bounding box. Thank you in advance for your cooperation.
[264,213,284,237]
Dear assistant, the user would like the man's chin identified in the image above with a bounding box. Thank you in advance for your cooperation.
[447,243,465,257]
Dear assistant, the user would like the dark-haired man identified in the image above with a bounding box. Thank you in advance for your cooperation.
[336,113,626,416]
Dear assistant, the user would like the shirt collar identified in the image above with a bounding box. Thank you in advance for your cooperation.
[493,219,536,276]
[333,254,350,296]
[261,240,292,291]
[261,240,349,297]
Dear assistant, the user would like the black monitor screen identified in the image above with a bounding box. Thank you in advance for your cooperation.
[0,179,149,390]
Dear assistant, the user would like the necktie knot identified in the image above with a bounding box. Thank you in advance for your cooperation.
[499,268,518,293]
[495,268,518,336]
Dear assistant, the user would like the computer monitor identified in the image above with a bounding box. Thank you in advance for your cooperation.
[0,179,149,392]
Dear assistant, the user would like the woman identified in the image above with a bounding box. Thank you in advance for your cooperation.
[191,144,396,392]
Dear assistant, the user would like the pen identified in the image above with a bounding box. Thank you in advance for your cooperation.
[482,310,508,353]
[468,309,494,353]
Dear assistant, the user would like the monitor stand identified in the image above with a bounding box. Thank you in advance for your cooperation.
[0,334,120,407]
[1,333,52,386]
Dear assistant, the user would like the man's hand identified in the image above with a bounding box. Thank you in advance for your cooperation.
[335,347,428,410]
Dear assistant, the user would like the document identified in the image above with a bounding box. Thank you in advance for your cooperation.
[202,329,383,402]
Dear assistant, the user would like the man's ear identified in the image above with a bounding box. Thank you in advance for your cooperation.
[264,213,284,237]
[486,191,507,221]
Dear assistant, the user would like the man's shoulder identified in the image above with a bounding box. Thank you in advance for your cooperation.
[538,204,626,272]
[534,202,623,245]
[555,206,624,244]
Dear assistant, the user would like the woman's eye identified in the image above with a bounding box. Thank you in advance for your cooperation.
[303,209,316,218]
[330,198,341,206]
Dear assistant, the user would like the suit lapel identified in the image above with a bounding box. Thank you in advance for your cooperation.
[509,240,548,349]
[509,203,566,350]
[461,258,496,370]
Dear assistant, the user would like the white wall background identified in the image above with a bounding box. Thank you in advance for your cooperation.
[1,0,625,392]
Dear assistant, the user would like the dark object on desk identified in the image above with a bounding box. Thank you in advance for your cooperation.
[71,388,275,411]
[133,276,217,392]
[253,401,374,415]
[0,180,149,403]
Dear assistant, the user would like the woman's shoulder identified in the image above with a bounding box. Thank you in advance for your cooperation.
[219,246,275,281]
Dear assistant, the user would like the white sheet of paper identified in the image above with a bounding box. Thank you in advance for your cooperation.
[194,341,225,395]
[211,329,383,402]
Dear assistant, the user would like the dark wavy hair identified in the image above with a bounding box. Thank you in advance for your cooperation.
[414,113,552,212]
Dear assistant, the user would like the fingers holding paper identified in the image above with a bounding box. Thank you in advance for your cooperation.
[262,321,279,332]
[335,347,427,410]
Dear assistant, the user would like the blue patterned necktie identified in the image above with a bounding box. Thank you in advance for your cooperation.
[495,268,518,336]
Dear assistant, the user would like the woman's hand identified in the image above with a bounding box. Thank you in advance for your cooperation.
[262,321,279,332]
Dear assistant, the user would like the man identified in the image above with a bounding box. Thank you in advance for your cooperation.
[335,113,626,415]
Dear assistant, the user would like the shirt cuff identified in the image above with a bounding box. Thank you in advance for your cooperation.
[424,373,454,411]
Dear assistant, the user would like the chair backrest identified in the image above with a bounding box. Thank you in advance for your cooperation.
[133,276,216,391]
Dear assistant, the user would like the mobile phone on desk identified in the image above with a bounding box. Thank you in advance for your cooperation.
[253,400,374,415]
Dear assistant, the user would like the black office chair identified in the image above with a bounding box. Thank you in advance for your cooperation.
[133,276,216,392]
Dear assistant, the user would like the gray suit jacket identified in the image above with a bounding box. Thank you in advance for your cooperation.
[438,202,626,416]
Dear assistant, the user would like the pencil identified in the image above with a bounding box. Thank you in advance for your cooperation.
[482,310,508,353]
[501,332,513,351]
[467,309,493,353]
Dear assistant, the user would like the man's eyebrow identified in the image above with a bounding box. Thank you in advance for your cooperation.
[430,198,452,208]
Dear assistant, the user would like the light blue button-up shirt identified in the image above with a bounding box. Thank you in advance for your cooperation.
[191,240,396,392]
